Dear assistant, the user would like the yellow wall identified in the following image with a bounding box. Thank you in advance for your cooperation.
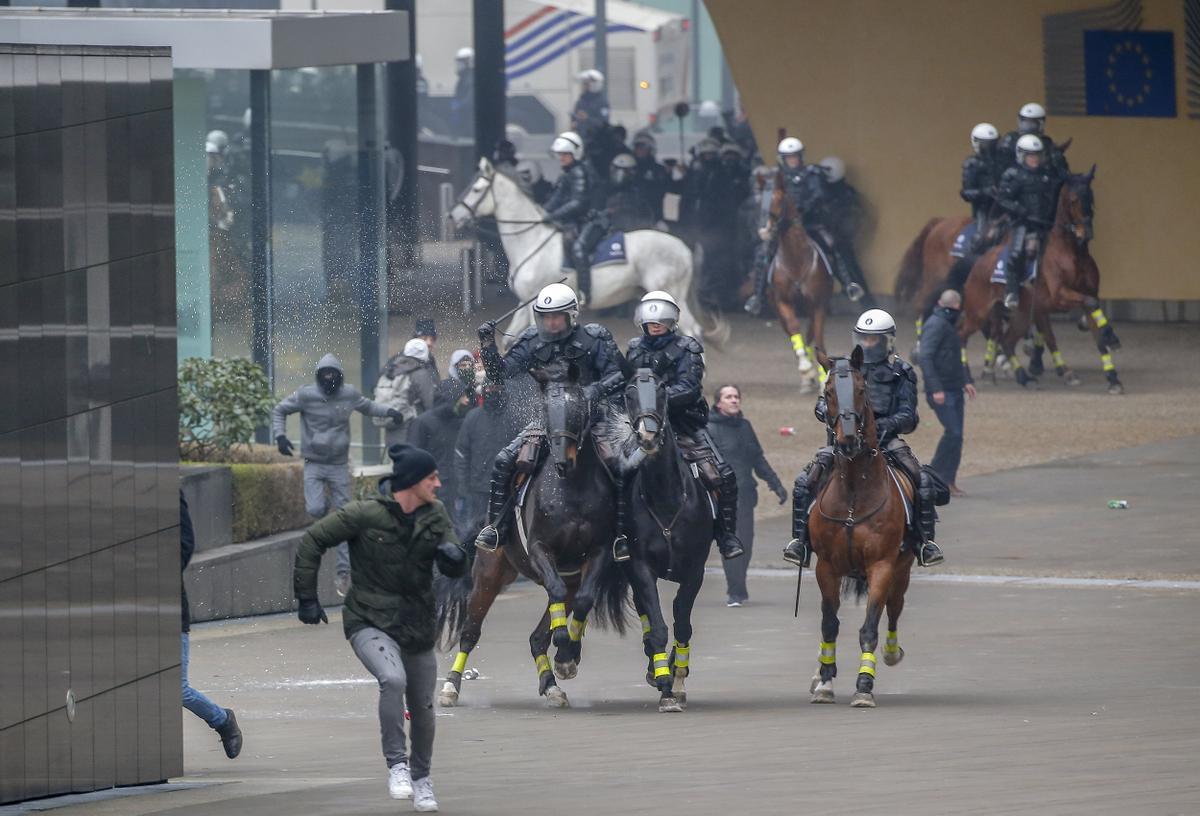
[709,0,1198,299]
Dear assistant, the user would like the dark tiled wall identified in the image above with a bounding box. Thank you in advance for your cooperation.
[0,44,180,805]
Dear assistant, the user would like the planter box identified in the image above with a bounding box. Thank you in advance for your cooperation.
[181,464,233,554]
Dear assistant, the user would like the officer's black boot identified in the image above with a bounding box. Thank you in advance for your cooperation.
[215,709,242,759]
[474,456,516,552]
[714,481,744,560]
[612,474,631,562]
[842,244,875,307]
[744,240,775,315]
[783,481,813,568]
[1003,262,1021,310]
[915,476,944,567]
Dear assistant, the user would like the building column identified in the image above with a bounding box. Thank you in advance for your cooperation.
[249,69,274,441]
[357,63,384,464]
[385,0,419,280]
[473,0,506,159]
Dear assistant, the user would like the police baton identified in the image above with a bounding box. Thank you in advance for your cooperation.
[488,276,569,331]
[794,565,803,618]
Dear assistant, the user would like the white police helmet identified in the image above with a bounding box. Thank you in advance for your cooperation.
[205,129,229,155]
[634,290,681,333]
[698,99,721,119]
[1018,102,1046,133]
[455,47,475,68]
[852,308,896,364]
[818,156,846,183]
[970,123,998,154]
[578,69,604,92]
[533,282,580,341]
[1015,133,1044,166]
[550,131,584,161]
[777,137,804,160]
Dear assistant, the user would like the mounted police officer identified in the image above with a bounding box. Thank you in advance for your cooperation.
[473,283,627,554]
[941,123,1005,296]
[623,292,744,561]
[571,69,610,141]
[542,132,603,305]
[817,156,874,308]
[783,309,945,569]
[995,134,1057,310]
[997,102,1069,180]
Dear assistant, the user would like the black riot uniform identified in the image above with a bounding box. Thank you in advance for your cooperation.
[784,355,944,567]
[998,130,1069,181]
[995,161,1057,305]
[606,156,656,232]
[473,321,626,551]
[625,332,743,559]
[632,155,668,224]
[571,89,610,141]
[940,146,1006,299]
[782,165,870,302]
[546,158,605,304]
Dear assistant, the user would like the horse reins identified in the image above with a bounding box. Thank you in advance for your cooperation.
[454,171,563,288]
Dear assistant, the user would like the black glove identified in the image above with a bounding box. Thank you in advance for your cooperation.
[387,408,403,422]
[297,597,328,625]
[477,321,496,347]
[435,540,468,571]
[276,435,294,457]
[773,484,789,505]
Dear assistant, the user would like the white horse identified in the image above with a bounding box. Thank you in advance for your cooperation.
[450,158,728,346]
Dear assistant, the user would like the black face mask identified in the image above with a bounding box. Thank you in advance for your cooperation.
[482,387,505,413]
[317,369,343,396]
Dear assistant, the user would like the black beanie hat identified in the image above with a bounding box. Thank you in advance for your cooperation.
[413,318,437,339]
[385,444,438,491]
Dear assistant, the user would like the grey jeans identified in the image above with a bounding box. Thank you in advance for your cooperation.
[304,461,353,574]
[349,628,438,778]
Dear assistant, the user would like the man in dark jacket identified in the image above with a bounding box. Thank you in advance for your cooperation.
[294,444,467,812]
[273,353,401,594]
[707,385,788,605]
[181,491,242,759]
[917,290,976,494]
[454,381,530,528]
[407,379,472,518]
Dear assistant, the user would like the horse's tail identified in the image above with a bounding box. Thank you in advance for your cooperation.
[688,284,732,351]
[894,218,938,307]
[840,574,869,603]
[435,532,478,649]
[588,553,631,635]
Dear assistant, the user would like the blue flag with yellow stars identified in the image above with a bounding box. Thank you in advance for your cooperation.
[1084,30,1176,117]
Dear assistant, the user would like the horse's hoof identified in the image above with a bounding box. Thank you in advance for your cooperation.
[810,688,836,704]
[850,692,876,708]
[544,686,570,708]
[659,696,686,713]
[1063,371,1082,387]
[554,661,578,680]
[809,674,822,695]
[1108,382,1125,395]
[883,646,905,667]
[437,682,459,708]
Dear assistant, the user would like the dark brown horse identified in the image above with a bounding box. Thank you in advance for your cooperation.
[759,169,835,393]
[807,349,914,708]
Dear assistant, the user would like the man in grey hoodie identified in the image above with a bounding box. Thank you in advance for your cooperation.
[273,354,400,594]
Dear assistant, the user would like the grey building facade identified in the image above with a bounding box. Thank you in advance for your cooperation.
[0,44,181,804]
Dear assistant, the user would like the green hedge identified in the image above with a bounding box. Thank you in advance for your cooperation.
[228,463,387,543]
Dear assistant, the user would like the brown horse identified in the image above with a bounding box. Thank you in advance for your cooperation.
[760,169,835,393]
[807,349,914,709]
[895,169,1123,392]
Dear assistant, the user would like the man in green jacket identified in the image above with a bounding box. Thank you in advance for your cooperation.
[294,444,468,813]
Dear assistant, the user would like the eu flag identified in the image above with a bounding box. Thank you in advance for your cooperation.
[1084,30,1177,117]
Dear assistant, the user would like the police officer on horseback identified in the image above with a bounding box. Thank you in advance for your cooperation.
[784,309,945,568]
[543,132,604,305]
[997,102,1069,181]
[473,283,627,554]
[939,123,1005,298]
[623,291,744,561]
[995,134,1057,310]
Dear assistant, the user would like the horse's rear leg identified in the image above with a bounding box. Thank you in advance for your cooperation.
[883,565,913,668]
[1082,304,1124,394]
[529,608,569,708]
[439,553,516,707]
[775,297,819,393]
[660,562,706,713]
[1035,310,1081,386]
[851,563,894,709]
[810,563,840,704]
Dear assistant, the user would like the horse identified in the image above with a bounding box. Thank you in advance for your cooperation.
[449,158,729,349]
[619,368,716,713]
[435,361,629,709]
[759,169,836,393]
[807,349,915,708]
[895,168,1123,393]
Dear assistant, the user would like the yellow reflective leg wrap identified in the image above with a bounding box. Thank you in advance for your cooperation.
[652,652,671,679]
[790,333,806,354]
[640,614,651,636]
[859,651,877,677]
[914,317,924,338]
[451,651,469,675]
[1052,350,1066,368]
[811,343,828,381]
[1090,308,1108,328]
[984,339,996,366]
[1101,352,1115,372]
[960,347,968,366]
[567,616,587,643]
[883,631,900,657]
[1033,330,1045,346]
[673,642,690,670]
[818,641,836,665]
[535,654,551,675]
[548,602,567,631]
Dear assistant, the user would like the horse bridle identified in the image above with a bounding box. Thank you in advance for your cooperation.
[628,369,665,447]
[828,359,872,459]
[455,170,562,287]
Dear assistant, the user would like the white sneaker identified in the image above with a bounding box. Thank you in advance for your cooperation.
[388,763,413,800]
[412,776,438,812]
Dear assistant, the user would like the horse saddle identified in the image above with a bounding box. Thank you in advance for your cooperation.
[561,231,627,271]
[765,236,832,286]
[991,243,1038,285]
[884,463,915,529]
[949,222,978,259]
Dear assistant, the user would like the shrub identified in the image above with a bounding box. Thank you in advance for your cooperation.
[229,463,310,543]
[179,357,274,462]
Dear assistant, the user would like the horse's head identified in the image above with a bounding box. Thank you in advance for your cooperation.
[450,157,498,228]
[624,367,668,452]
[1060,165,1096,246]
[533,361,591,476]
[822,347,874,458]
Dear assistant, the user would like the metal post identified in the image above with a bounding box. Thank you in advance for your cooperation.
[473,0,506,160]
[249,69,274,442]
[460,246,473,314]
[438,181,455,243]
[594,0,608,80]
[386,0,419,274]
[357,64,383,465]
[690,0,701,105]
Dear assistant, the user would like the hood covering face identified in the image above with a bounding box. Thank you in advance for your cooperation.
[315,353,344,395]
